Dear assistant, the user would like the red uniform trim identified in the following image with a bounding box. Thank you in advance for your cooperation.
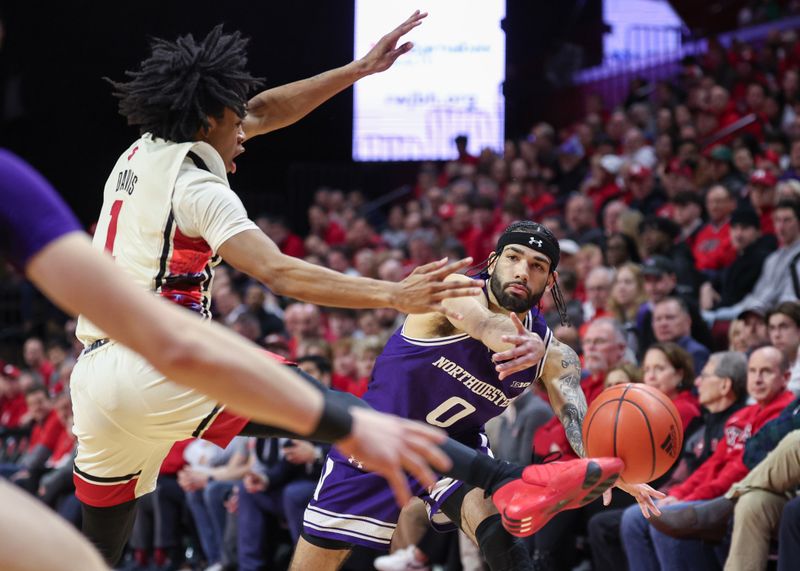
[200,409,250,447]
[73,474,138,507]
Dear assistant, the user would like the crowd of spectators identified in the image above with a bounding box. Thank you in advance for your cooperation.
[6,21,800,571]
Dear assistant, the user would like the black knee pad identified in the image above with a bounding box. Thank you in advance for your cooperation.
[475,514,533,571]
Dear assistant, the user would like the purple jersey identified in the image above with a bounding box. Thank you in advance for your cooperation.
[303,303,553,551]
[362,303,552,445]
[0,149,81,271]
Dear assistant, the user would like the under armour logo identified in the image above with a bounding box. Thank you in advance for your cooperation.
[529,237,543,247]
[347,455,364,470]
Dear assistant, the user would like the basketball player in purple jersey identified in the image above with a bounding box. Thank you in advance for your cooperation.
[294,223,664,570]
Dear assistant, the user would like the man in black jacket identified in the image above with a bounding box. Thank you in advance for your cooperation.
[639,216,702,297]
[635,256,712,358]
[700,208,778,311]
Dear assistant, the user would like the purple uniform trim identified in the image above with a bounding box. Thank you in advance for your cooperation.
[0,149,81,270]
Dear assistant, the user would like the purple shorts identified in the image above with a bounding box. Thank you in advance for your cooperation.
[302,435,491,551]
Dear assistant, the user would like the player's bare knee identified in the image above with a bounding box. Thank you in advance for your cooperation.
[460,487,498,542]
[290,536,351,571]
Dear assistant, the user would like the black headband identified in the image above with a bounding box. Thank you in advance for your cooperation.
[495,231,560,271]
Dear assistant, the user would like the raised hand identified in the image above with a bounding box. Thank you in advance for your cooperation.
[492,312,546,380]
[335,407,451,507]
[359,10,428,75]
[394,257,483,319]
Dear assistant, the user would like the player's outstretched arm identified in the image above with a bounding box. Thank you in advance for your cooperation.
[538,339,587,458]
[243,10,426,139]
[26,233,451,503]
[27,233,326,436]
[217,228,481,317]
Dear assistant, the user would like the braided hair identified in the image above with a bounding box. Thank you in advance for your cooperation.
[106,25,264,142]
[470,220,571,325]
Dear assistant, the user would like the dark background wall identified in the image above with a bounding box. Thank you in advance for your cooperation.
[0,0,611,229]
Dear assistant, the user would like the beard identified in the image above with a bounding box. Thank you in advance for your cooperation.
[489,273,546,313]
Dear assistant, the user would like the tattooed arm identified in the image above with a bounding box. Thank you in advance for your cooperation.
[538,338,586,457]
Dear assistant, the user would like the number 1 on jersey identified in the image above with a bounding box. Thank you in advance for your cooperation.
[104,199,124,255]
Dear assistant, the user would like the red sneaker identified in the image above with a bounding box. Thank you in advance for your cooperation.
[492,457,623,537]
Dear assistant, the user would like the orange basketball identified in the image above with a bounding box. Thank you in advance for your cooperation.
[582,383,684,484]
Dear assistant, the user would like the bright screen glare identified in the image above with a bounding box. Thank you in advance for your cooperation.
[353,1,506,161]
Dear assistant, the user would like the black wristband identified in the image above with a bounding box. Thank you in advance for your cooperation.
[308,393,354,443]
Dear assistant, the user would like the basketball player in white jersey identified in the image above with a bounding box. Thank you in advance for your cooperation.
[68,12,496,566]
[1,148,452,571]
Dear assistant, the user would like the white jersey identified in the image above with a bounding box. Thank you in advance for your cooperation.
[76,134,258,345]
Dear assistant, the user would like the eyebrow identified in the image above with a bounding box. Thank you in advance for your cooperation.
[506,245,550,265]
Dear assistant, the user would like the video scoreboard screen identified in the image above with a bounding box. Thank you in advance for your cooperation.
[353,1,506,161]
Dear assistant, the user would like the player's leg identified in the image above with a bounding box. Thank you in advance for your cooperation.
[725,490,786,571]
[0,480,108,571]
[389,497,429,552]
[238,364,620,540]
[71,342,212,565]
[80,499,139,565]
[289,536,351,571]
[440,484,533,571]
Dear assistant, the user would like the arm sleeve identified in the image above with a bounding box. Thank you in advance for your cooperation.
[0,149,81,271]
[172,168,258,252]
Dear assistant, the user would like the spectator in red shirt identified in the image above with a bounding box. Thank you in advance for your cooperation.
[0,385,67,492]
[331,339,360,396]
[257,214,306,259]
[0,364,27,429]
[522,175,558,219]
[307,205,346,246]
[709,85,742,131]
[581,266,614,329]
[23,337,55,390]
[346,217,384,252]
[748,169,778,235]
[283,302,323,360]
[581,154,624,213]
[693,184,738,275]
[460,196,496,262]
